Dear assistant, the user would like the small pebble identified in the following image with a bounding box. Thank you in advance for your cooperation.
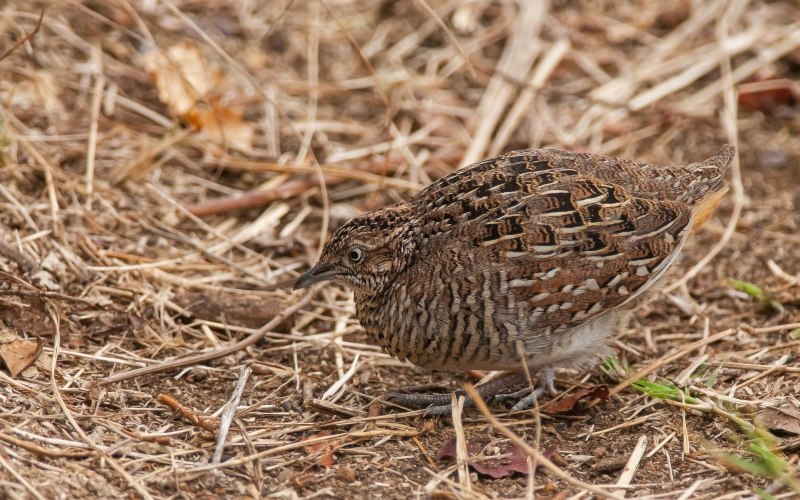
[335,466,356,483]
[593,456,629,473]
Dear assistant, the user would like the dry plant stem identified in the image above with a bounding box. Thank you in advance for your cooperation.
[0,9,44,61]
[212,366,252,464]
[320,352,360,402]
[463,384,621,499]
[489,38,570,156]
[186,177,323,216]
[219,157,424,191]
[0,271,101,305]
[320,0,390,120]
[84,48,105,209]
[612,435,648,498]
[102,290,313,385]
[450,394,471,492]
[411,435,439,471]
[157,394,218,433]
[297,0,319,164]
[411,0,476,77]
[0,431,92,459]
[114,129,192,182]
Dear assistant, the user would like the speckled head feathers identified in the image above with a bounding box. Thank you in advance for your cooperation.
[294,205,416,298]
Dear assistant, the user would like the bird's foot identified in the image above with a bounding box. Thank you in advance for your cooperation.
[386,368,557,416]
[384,390,461,416]
[386,373,524,416]
[507,366,557,412]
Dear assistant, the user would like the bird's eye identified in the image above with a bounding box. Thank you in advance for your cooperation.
[348,247,364,263]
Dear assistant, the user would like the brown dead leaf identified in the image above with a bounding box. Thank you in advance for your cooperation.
[437,437,557,479]
[541,385,610,414]
[758,404,800,435]
[368,401,382,418]
[0,337,43,377]
[302,432,343,468]
[186,106,253,151]
[142,42,220,116]
[141,42,253,150]
[738,79,797,113]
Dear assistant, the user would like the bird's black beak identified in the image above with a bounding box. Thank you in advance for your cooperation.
[293,263,338,290]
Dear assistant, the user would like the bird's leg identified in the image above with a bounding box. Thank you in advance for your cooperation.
[508,366,558,412]
[386,372,527,415]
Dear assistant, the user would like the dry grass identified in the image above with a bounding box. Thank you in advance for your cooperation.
[1,0,799,498]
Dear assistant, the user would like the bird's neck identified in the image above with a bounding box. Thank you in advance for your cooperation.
[353,288,394,351]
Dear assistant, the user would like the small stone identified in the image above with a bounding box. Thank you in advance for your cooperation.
[277,468,295,483]
[335,466,356,483]
[593,456,630,473]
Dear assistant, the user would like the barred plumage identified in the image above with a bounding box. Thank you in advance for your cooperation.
[295,145,734,411]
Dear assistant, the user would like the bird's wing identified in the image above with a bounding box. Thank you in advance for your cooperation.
[413,150,694,332]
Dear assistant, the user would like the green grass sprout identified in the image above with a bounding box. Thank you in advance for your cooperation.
[729,278,784,314]
[633,379,800,495]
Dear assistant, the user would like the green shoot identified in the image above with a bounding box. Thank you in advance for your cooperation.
[633,378,800,495]
[752,487,776,500]
[718,426,800,494]
[706,364,722,388]
[631,379,701,404]
[729,278,784,314]
[600,356,630,379]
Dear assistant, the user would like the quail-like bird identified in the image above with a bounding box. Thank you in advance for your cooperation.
[295,146,734,414]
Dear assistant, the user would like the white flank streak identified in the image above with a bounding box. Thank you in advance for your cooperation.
[630,217,677,241]
[576,194,606,206]
[510,278,535,288]
[505,251,529,258]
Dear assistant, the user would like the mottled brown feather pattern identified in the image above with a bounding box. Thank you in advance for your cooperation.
[295,146,734,374]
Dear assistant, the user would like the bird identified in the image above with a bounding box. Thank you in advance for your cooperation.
[294,145,735,414]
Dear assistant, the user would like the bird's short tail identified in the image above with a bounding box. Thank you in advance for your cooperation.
[690,144,735,231]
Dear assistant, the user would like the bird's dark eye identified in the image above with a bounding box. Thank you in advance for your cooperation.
[348,247,364,263]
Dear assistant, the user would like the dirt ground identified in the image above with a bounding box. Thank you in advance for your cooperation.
[0,0,799,498]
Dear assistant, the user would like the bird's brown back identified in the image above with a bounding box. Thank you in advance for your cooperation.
[355,146,733,371]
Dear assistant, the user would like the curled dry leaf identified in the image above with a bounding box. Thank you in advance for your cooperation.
[758,404,800,436]
[437,437,557,479]
[0,337,43,377]
[142,41,220,116]
[302,432,343,468]
[186,107,254,152]
[541,385,610,414]
[141,42,253,150]
[737,78,798,113]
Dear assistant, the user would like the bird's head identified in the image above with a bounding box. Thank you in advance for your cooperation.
[294,206,415,299]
